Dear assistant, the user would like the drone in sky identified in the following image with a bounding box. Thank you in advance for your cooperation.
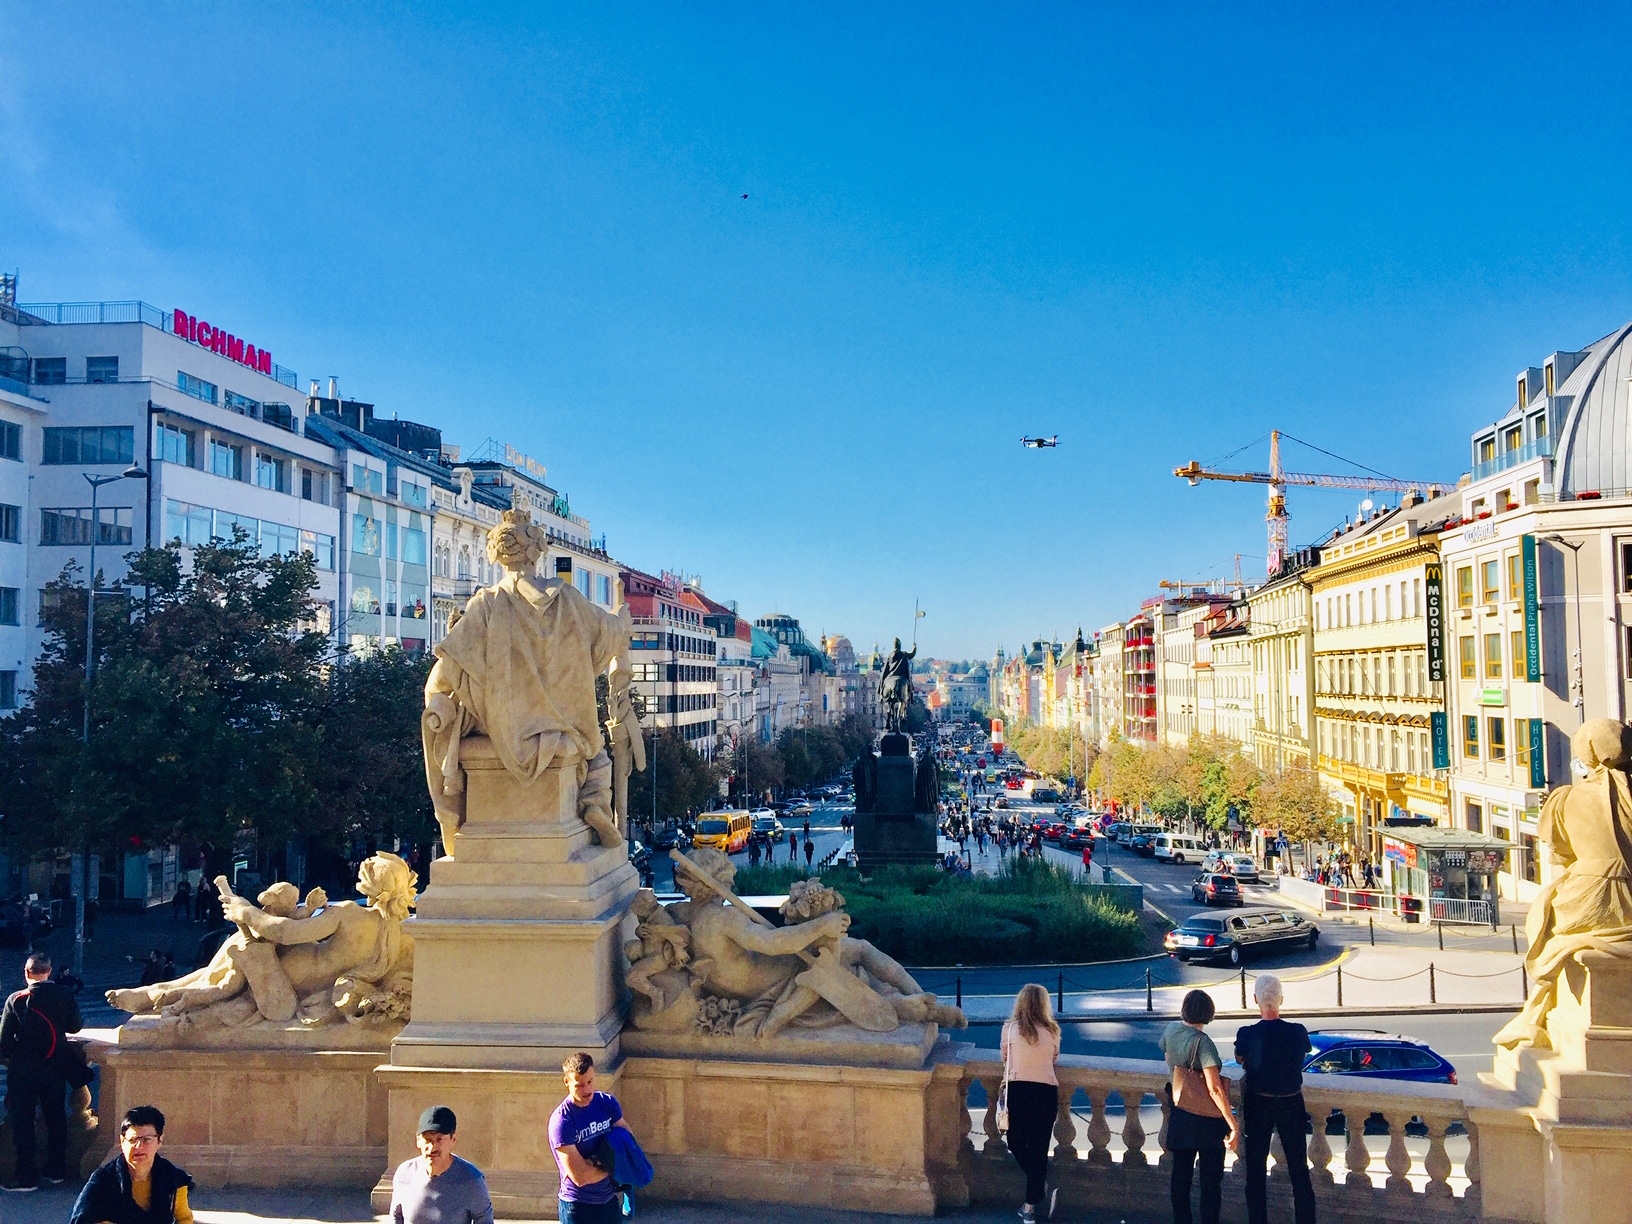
[1020,435,1058,449]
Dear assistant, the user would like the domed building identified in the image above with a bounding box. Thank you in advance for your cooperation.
[1443,319,1632,905]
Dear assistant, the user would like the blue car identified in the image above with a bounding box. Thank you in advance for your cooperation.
[1303,1029,1457,1085]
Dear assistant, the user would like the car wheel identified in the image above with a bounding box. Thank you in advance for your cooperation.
[1172,854,1184,865]
[1228,944,1242,966]
[1308,930,1319,948]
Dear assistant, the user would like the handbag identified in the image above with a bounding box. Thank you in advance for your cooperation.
[995,1023,1012,1132]
[1169,1036,1224,1119]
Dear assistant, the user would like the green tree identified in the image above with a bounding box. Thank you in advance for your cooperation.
[1255,760,1340,844]
[627,727,723,825]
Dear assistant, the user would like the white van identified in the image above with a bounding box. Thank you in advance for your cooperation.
[1153,833,1207,865]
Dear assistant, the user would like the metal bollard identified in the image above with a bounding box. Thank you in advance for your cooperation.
[956,976,962,1009]
[1430,963,1437,1005]
[1146,967,1154,1013]
[1438,921,1444,951]
[1512,924,1519,955]
[1336,964,1343,1008]
[1240,967,1248,1010]
[1058,972,1064,1013]
[1369,916,1375,946]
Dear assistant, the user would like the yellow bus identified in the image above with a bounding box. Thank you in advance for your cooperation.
[692,810,751,854]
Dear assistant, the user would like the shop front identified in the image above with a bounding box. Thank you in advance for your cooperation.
[1381,824,1508,926]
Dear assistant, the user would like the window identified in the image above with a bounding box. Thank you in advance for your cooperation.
[1464,716,1480,758]
[402,586,426,620]
[385,580,398,617]
[351,585,378,615]
[298,529,335,570]
[1504,425,1522,452]
[40,506,131,546]
[0,503,17,543]
[403,526,426,567]
[353,512,381,557]
[0,421,17,460]
[352,465,384,496]
[31,357,66,385]
[213,509,257,545]
[1489,717,1507,761]
[1521,834,1539,883]
[1478,436,1495,463]
[1504,552,1522,601]
[259,521,299,559]
[1460,635,1477,679]
[42,426,134,465]
[1482,560,1500,605]
[154,422,192,466]
[401,481,427,509]
[596,574,611,605]
[0,586,16,626]
[1456,566,1474,608]
[254,453,286,492]
[0,670,14,709]
[208,440,242,480]
[1466,800,1483,834]
[178,371,218,403]
[1515,720,1531,774]
[1485,632,1503,679]
[86,356,118,383]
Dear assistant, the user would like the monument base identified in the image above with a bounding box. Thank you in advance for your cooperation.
[373,1051,963,1218]
[90,1044,388,1189]
[621,1021,941,1070]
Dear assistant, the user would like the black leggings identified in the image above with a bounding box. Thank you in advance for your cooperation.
[1006,1079,1058,1206]
[1168,1106,1229,1224]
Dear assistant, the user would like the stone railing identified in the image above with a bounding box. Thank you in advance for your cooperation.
[948,1052,1481,1223]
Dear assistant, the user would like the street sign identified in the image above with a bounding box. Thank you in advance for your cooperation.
[1431,712,1450,769]
[1425,562,1445,682]
[1522,534,1541,682]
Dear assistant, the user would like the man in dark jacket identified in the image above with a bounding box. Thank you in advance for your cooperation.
[0,951,83,1191]
[1233,974,1316,1224]
[70,1105,195,1224]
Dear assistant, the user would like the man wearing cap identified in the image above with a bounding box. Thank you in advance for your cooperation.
[391,1105,494,1224]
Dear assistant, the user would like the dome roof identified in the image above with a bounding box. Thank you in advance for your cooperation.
[1554,322,1632,497]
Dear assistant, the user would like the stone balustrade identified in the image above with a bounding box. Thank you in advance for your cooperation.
[949,1052,1481,1223]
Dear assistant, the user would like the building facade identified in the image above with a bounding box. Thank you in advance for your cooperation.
[1248,551,1318,771]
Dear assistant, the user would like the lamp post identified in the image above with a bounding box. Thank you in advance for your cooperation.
[75,465,148,976]
[1544,535,1587,727]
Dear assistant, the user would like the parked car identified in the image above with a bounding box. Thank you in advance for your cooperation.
[1190,873,1243,907]
[1302,1030,1457,1085]
[1153,833,1208,865]
[1105,821,1133,841]
[1032,788,1062,804]
[1164,907,1320,965]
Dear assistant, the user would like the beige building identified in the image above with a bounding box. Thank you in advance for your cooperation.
[1443,320,1632,902]
[1197,597,1253,750]
[1093,623,1125,750]
[1248,551,1318,771]
[1311,493,1455,860]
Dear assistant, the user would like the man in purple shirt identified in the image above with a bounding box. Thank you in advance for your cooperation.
[549,1052,629,1223]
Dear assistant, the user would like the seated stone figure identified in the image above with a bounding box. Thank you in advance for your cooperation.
[109,852,417,1035]
[627,848,964,1039]
[1498,719,1632,1050]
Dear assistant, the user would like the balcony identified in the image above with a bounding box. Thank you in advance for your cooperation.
[1470,435,1552,482]
[950,1052,1482,1221]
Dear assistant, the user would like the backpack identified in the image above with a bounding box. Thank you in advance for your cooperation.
[6,988,59,1061]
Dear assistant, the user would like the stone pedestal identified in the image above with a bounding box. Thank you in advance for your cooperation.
[90,1044,389,1188]
[1481,951,1632,1223]
[855,733,939,870]
[392,736,640,1070]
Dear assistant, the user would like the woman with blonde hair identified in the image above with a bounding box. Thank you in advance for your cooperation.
[1001,982,1062,1221]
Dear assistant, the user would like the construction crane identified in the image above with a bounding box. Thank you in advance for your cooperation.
[1154,555,1248,595]
[1174,430,1450,577]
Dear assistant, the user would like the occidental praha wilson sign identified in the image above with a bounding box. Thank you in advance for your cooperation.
[171,309,274,376]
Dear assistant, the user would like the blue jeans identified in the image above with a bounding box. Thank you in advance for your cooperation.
[559,1196,621,1224]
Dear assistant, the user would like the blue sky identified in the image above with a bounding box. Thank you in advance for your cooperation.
[4,4,1630,660]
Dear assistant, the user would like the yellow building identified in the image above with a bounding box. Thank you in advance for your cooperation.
[1311,493,1456,860]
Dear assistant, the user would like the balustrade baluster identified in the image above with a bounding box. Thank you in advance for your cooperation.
[1464,1120,1482,1211]
[1119,1086,1149,1166]
[1157,1091,1172,1171]
[978,1074,1007,1159]
[1054,1085,1079,1161]
[957,1072,975,1163]
[1422,1116,1454,1205]
[1085,1087,1114,1166]
[1343,1110,1373,1194]
[1304,1098,1335,1190]
[1382,1112,1413,1194]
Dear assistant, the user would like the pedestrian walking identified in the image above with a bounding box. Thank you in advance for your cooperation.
[1162,989,1239,1224]
[171,880,192,924]
[1,951,83,1191]
[803,835,815,868]
[390,1105,494,1224]
[1081,841,1093,872]
[1001,983,1061,1221]
[1234,975,1316,1224]
[788,830,798,862]
[748,838,761,868]
[550,1052,633,1223]
[192,881,210,923]
[70,1106,194,1224]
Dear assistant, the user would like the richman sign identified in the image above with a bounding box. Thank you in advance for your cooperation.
[172,309,274,376]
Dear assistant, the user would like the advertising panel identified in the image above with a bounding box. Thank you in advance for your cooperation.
[1425,562,1445,682]
[1522,534,1541,682]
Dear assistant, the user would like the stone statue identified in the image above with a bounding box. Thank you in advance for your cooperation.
[422,498,645,857]
[108,853,418,1038]
[626,849,964,1040]
[1497,719,1632,1050]
[914,742,940,813]
[877,637,917,732]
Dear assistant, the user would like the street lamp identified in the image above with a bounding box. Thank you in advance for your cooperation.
[75,464,147,975]
[1544,535,1587,727]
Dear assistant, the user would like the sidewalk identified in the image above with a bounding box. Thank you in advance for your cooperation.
[0,1186,1166,1224]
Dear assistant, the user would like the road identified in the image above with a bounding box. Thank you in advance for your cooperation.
[645,801,855,891]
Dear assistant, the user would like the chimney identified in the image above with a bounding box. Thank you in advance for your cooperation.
[328,377,338,399]
[309,380,319,398]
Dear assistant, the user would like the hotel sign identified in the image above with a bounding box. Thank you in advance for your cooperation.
[172,308,273,376]
[1424,562,1445,681]
[1522,534,1541,682]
